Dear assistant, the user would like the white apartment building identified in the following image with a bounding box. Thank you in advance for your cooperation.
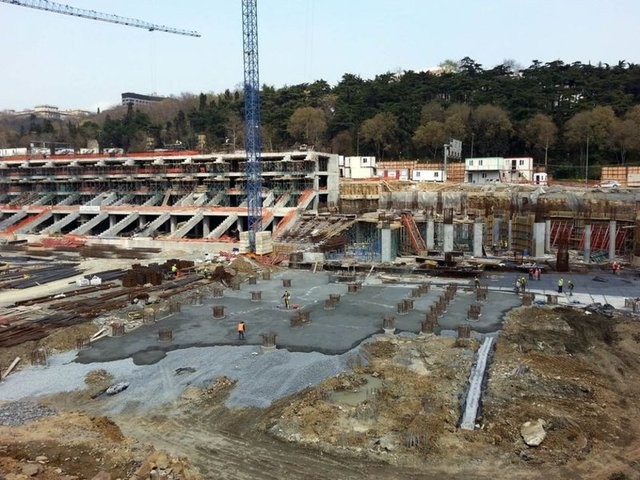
[465,157,534,184]
[338,156,376,179]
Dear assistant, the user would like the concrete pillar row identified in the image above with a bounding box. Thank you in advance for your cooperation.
[507,220,513,250]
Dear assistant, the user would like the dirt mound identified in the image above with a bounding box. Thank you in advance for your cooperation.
[0,411,203,479]
[483,306,640,478]
[84,369,114,386]
[180,375,237,406]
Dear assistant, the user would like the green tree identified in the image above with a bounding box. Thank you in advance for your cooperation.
[522,113,558,168]
[564,106,616,151]
[287,106,327,146]
[470,104,512,156]
[420,101,445,123]
[360,112,399,159]
[610,107,640,164]
[330,130,354,155]
[413,121,447,159]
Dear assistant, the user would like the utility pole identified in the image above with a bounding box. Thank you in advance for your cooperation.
[585,135,590,185]
[443,143,449,183]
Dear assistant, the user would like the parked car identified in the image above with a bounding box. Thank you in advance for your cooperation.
[598,180,621,189]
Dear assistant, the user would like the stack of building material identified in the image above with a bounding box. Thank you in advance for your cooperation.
[255,231,273,255]
[239,231,274,255]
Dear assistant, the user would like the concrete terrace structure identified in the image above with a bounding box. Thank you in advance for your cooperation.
[0,150,339,242]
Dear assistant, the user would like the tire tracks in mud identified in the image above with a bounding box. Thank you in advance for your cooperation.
[119,405,431,480]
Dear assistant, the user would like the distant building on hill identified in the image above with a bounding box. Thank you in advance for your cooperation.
[121,92,166,106]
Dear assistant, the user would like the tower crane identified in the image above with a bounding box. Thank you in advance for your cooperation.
[0,0,200,37]
[241,0,263,251]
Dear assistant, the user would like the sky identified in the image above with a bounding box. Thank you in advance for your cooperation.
[0,0,639,112]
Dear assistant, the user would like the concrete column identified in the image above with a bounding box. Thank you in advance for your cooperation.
[138,216,145,229]
[426,219,435,250]
[545,219,551,253]
[584,224,592,263]
[473,219,483,257]
[609,220,617,260]
[170,216,177,234]
[533,222,546,258]
[493,217,502,246]
[443,224,454,253]
[202,216,210,237]
[109,215,117,229]
[237,217,244,233]
[507,219,513,250]
[381,227,393,262]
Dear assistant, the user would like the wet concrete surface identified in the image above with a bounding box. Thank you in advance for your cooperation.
[76,271,521,365]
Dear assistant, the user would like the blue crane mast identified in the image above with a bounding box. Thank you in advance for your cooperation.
[241,0,263,252]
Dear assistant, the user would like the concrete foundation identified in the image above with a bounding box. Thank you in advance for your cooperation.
[76,270,521,365]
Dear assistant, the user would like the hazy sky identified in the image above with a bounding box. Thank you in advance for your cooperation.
[1,0,638,111]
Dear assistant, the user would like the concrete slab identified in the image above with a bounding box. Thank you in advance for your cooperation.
[482,271,640,309]
[76,271,523,365]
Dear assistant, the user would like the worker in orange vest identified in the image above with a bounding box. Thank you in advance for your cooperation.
[237,321,246,340]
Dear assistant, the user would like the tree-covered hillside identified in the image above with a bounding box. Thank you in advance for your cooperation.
[2,58,640,178]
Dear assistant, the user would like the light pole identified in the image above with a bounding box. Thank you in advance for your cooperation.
[470,133,475,158]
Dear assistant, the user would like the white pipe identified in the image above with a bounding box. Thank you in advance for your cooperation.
[460,336,495,430]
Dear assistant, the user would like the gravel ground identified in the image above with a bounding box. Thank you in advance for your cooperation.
[0,345,352,414]
[0,401,57,426]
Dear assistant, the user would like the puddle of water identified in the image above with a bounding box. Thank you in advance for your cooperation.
[329,374,383,406]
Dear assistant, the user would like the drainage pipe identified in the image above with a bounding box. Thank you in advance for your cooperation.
[460,336,495,430]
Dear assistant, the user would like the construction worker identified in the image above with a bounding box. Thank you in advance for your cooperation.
[474,276,480,290]
[520,276,527,293]
[171,264,178,277]
[557,277,564,294]
[282,290,291,309]
[568,280,574,296]
[237,321,246,340]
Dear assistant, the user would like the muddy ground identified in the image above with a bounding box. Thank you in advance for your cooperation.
[1,305,640,479]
